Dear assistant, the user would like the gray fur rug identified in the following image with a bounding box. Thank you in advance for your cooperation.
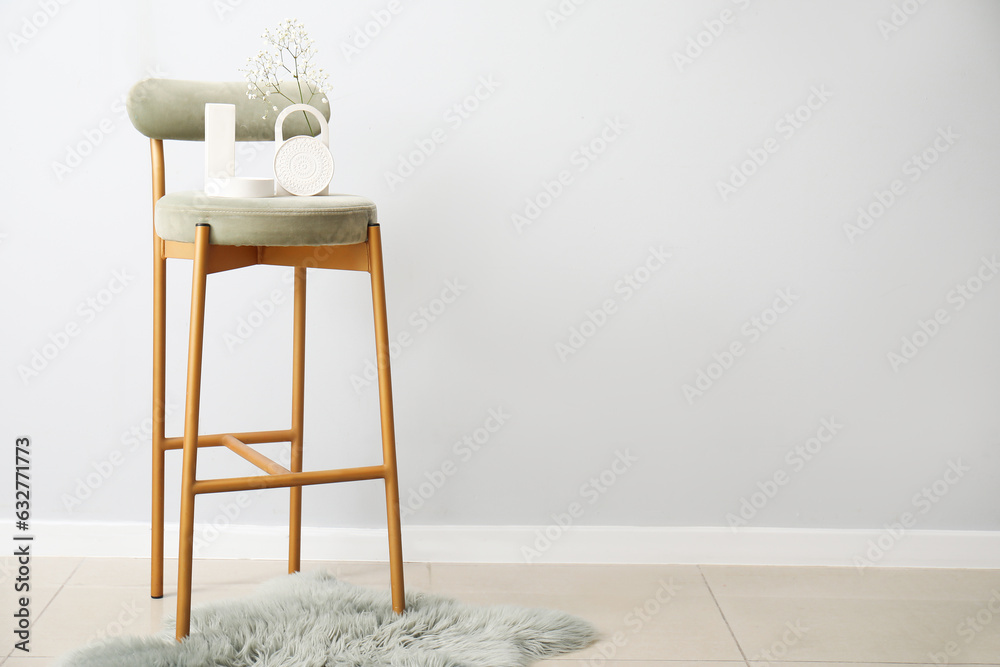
[56,570,599,666]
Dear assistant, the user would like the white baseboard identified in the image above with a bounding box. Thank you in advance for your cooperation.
[27,521,1000,569]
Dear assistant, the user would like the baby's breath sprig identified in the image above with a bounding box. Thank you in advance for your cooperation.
[241,18,330,135]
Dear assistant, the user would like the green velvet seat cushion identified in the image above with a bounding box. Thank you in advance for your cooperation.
[128,79,328,142]
[155,192,376,246]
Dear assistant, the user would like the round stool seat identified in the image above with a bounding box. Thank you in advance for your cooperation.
[155,191,376,246]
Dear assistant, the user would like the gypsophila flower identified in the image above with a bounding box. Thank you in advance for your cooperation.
[240,18,330,134]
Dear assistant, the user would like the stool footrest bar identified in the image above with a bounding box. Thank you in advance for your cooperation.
[221,435,290,475]
[192,464,387,494]
[163,429,295,450]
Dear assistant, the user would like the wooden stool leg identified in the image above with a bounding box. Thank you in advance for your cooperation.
[176,223,211,640]
[368,224,405,613]
[151,246,166,599]
[289,267,307,573]
[150,138,167,600]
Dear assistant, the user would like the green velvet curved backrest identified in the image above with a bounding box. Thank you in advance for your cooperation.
[127,78,330,141]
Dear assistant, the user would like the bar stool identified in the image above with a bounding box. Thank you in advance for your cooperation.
[126,78,405,639]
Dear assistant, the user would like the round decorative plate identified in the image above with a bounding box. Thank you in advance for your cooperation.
[274,136,335,196]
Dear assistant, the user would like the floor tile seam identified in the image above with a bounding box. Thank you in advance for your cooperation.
[697,565,750,666]
[31,557,86,632]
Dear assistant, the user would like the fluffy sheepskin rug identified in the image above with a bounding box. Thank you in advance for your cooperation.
[56,570,599,666]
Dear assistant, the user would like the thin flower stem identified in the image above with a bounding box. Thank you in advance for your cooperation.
[292,54,315,135]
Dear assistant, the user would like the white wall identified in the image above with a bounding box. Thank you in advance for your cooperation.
[3,0,999,562]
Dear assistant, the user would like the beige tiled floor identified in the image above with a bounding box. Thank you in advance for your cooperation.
[2,558,999,666]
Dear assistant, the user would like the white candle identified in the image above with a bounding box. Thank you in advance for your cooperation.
[204,103,236,191]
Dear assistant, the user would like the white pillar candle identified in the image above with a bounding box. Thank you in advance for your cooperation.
[204,103,236,191]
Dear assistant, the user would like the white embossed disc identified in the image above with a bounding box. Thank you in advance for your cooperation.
[274,136,335,196]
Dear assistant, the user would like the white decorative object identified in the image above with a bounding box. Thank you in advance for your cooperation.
[218,177,275,198]
[273,104,334,197]
[204,103,274,198]
[204,103,235,186]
